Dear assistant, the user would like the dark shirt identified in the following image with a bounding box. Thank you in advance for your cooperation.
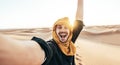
[32,20,84,65]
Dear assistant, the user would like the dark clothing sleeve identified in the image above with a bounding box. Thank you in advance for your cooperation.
[31,37,53,65]
[72,20,84,43]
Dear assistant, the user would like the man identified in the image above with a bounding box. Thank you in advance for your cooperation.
[0,0,83,65]
[31,17,84,65]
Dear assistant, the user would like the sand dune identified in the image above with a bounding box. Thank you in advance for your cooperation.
[76,38,120,65]
[0,25,120,65]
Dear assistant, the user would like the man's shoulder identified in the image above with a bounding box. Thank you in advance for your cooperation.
[47,39,56,48]
[47,39,54,44]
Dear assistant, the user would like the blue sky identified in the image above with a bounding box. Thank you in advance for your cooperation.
[0,0,120,29]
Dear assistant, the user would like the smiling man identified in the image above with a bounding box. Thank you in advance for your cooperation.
[31,17,84,65]
[53,17,71,43]
[55,24,70,43]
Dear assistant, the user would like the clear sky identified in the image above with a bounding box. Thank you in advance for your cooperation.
[0,0,77,29]
[0,0,120,29]
[84,0,120,26]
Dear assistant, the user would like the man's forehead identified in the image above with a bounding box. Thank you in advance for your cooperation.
[56,25,67,27]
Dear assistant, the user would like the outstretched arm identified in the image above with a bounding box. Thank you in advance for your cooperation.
[76,0,83,20]
[0,34,45,65]
[72,0,84,43]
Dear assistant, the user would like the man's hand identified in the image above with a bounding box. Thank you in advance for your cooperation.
[76,0,83,21]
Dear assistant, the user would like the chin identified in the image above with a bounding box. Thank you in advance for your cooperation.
[60,39,67,43]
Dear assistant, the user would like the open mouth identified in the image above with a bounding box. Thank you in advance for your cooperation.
[59,32,68,38]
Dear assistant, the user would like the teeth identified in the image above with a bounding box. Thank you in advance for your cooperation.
[63,35,66,37]
[60,34,67,38]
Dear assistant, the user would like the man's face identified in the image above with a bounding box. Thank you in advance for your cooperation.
[56,25,70,43]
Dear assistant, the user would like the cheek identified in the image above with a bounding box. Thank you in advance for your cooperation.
[55,29,59,35]
[66,30,70,35]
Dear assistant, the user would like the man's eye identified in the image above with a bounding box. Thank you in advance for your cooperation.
[58,26,62,29]
[57,25,62,29]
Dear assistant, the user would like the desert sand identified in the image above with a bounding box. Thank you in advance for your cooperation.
[0,25,120,65]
